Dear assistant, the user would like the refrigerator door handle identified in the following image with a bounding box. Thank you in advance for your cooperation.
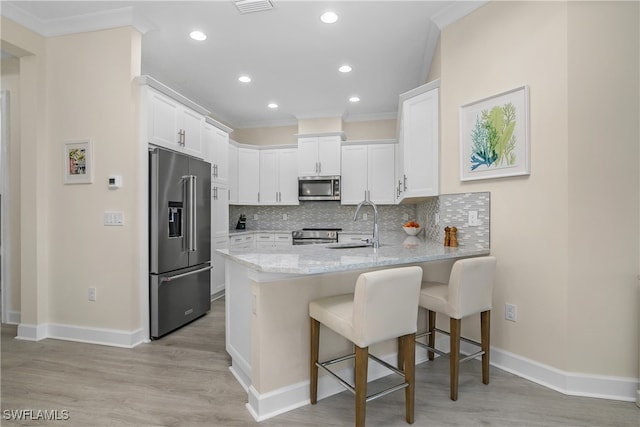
[183,174,197,252]
[159,265,212,283]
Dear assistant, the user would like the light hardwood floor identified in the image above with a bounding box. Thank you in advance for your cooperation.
[2,298,638,426]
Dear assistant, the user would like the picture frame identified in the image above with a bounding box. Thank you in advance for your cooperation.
[459,85,530,181]
[63,139,93,184]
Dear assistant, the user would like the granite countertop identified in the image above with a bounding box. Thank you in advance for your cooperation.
[218,232,489,275]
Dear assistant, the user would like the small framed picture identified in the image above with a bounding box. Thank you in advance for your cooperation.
[459,86,530,181]
[63,140,93,184]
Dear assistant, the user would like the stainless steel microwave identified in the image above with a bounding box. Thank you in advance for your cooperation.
[298,176,341,201]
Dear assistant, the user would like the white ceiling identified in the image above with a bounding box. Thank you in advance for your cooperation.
[2,1,486,129]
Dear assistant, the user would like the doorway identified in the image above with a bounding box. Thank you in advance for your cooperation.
[1,90,9,323]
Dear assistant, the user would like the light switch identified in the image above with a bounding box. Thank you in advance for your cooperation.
[104,211,124,226]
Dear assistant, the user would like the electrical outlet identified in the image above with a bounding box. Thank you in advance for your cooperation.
[363,213,368,220]
[253,214,258,220]
[282,214,288,220]
[435,213,440,226]
[505,303,517,322]
[88,287,97,302]
[468,210,479,226]
[402,213,409,221]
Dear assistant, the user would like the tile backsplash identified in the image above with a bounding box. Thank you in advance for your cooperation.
[229,191,490,249]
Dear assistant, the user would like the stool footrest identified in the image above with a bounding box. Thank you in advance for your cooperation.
[316,353,409,403]
[416,328,485,362]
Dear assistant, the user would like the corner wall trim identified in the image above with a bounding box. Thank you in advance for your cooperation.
[491,347,638,402]
[15,322,146,348]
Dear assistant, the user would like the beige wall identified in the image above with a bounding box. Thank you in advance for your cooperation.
[1,19,144,333]
[566,1,639,375]
[45,27,143,330]
[440,1,639,378]
[0,56,22,316]
[231,125,297,146]
[343,118,397,141]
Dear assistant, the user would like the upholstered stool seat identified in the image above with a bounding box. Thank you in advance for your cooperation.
[416,256,497,401]
[309,266,423,427]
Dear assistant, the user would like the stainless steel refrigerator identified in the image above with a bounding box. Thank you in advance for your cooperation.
[149,147,211,339]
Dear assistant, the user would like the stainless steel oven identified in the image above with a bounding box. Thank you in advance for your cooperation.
[292,228,341,245]
[298,176,340,201]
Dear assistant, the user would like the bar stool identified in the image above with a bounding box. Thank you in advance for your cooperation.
[416,256,496,401]
[309,266,423,427]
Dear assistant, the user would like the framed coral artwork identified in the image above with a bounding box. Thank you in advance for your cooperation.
[459,86,530,181]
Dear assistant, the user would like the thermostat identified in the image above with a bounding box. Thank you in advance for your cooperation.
[108,175,122,189]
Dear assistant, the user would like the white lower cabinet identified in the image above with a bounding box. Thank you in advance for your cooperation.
[255,232,292,249]
[229,233,255,250]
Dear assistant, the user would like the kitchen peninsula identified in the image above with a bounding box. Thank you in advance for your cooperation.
[218,232,490,421]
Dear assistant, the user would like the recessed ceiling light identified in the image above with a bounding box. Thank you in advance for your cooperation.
[238,75,251,83]
[338,65,352,73]
[189,30,207,41]
[320,11,338,24]
[349,96,360,103]
[268,103,278,109]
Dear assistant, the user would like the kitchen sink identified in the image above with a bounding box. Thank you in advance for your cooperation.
[325,243,374,249]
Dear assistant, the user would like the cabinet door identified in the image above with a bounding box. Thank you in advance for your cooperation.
[202,123,214,163]
[259,149,279,204]
[148,89,180,149]
[212,184,229,239]
[368,144,395,204]
[317,136,341,175]
[341,145,368,205]
[297,137,318,176]
[181,107,204,158]
[238,148,260,204]
[211,236,228,296]
[401,87,439,198]
[228,144,239,204]
[212,129,229,184]
[278,148,300,205]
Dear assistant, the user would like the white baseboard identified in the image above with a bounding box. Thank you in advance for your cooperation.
[491,347,639,402]
[6,310,21,325]
[15,322,146,348]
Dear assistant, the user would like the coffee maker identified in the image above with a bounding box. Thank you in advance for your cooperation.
[235,214,246,230]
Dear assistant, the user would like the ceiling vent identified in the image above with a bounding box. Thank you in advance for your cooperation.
[234,0,273,14]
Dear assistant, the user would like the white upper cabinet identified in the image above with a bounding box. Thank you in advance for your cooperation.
[145,86,204,158]
[237,147,260,205]
[211,127,229,184]
[259,148,299,205]
[297,135,341,176]
[228,143,239,204]
[395,81,439,203]
[341,143,395,205]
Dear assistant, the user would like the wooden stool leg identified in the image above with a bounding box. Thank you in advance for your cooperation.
[397,336,405,371]
[450,318,461,401]
[427,310,436,361]
[481,310,491,385]
[310,317,320,404]
[401,334,416,424]
[355,345,368,427]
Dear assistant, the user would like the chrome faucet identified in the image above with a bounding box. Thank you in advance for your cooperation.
[353,191,379,249]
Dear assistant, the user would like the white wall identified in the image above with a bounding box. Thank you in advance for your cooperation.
[440,0,639,380]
